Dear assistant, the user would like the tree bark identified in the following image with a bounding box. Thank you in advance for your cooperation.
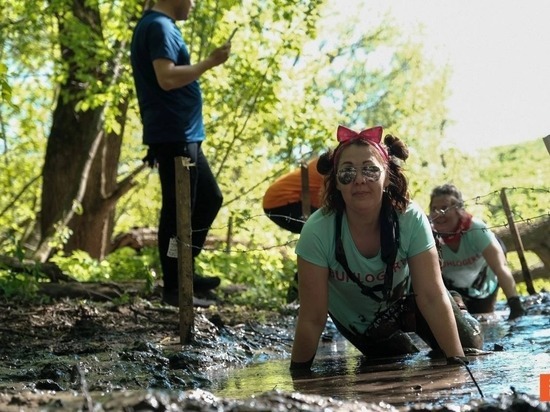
[493,215,550,272]
[35,0,106,261]
[33,0,144,261]
[65,99,146,259]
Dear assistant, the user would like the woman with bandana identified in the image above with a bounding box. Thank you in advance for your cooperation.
[290,126,483,372]
[429,184,525,320]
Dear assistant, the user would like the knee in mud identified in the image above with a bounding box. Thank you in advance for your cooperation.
[457,312,484,350]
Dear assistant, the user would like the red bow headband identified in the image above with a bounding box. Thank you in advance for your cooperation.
[336,125,388,161]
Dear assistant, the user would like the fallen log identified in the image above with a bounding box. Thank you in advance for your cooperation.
[0,255,76,283]
[109,227,158,253]
[38,281,148,301]
[493,215,550,270]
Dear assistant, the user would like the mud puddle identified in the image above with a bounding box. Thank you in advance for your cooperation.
[205,293,550,408]
[0,292,548,411]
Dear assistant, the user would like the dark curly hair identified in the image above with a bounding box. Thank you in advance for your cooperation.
[317,133,410,214]
[429,183,465,210]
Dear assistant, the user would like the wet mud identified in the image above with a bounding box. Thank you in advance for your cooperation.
[0,291,549,411]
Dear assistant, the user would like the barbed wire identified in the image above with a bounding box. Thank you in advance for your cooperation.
[464,187,550,206]
[459,186,548,227]
[164,186,549,255]
[178,211,549,255]
[204,185,549,234]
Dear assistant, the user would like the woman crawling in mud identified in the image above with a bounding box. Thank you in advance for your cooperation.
[290,125,483,372]
[428,183,525,320]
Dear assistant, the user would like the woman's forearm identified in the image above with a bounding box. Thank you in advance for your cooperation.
[416,292,465,357]
[291,317,325,364]
[496,268,519,299]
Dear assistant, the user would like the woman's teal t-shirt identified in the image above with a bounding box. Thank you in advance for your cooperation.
[295,201,435,335]
[439,218,498,298]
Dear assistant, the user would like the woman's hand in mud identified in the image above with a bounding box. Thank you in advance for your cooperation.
[507,296,525,320]
[446,356,469,365]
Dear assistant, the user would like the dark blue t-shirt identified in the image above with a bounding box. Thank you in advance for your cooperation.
[130,10,205,144]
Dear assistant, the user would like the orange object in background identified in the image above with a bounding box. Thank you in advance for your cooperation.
[262,158,323,210]
[541,374,550,401]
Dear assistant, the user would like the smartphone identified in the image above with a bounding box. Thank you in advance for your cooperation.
[227,27,238,42]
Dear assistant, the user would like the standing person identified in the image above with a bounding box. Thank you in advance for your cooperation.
[131,0,232,306]
[429,184,525,320]
[263,157,324,234]
[290,126,483,372]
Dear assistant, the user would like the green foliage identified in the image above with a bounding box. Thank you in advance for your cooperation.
[50,248,157,290]
[196,244,297,310]
[472,140,548,224]
[50,250,111,281]
[0,61,14,111]
[0,270,41,301]
[0,0,547,310]
[0,243,47,302]
[421,138,549,229]
[515,278,550,296]
[112,169,161,232]
[105,247,158,287]
[498,278,550,301]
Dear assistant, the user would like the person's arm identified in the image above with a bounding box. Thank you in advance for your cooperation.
[482,241,518,299]
[482,240,525,319]
[409,247,465,358]
[153,43,231,91]
[290,257,329,369]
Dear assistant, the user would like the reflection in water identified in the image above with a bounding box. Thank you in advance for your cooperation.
[206,295,550,408]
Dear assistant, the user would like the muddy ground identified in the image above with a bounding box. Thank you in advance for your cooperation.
[0,285,548,411]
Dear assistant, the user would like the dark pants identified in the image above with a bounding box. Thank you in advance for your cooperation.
[152,142,223,290]
[462,285,499,314]
[330,291,483,359]
[264,203,318,234]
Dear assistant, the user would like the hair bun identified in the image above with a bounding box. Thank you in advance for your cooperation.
[384,134,409,161]
[317,151,333,175]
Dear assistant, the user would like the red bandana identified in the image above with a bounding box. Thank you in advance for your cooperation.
[441,213,473,245]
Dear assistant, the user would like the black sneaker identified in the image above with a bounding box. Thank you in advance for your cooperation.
[193,273,220,292]
[162,289,179,307]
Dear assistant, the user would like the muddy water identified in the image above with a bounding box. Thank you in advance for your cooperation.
[205,295,550,408]
[0,294,547,411]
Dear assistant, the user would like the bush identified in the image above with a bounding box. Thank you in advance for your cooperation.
[196,245,296,310]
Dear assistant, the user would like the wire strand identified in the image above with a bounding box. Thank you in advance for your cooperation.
[459,359,484,398]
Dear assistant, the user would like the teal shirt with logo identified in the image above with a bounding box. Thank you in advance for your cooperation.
[440,218,498,299]
[296,201,435,335]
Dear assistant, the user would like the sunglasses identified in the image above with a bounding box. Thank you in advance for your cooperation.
[429,205,458,221]
[337,165,382,185]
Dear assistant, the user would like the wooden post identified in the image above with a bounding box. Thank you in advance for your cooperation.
[543,135,550,156]
[175,157,194,343]
[499,188,536,295]
[300,161,311,220]
[225,215,233,253]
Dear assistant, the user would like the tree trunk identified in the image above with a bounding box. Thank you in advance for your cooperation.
[493,215,550,271]
[65,100,134,260]
[35,0,106,261]
[34,0,144,261]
